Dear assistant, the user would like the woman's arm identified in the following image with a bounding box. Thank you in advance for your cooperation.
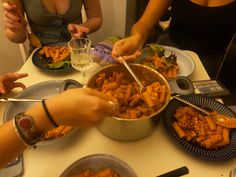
[67,0,102,38]
[0,88,114,168]
[131,0,172,46]
[2,0,27,43]
[112,0,172,61]
[82,0,102,34]
[0,103,52,168]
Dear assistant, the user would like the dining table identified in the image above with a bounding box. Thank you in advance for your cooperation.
[0,49,236,177]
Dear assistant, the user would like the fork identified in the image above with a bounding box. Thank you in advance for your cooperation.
[173,95,236,128]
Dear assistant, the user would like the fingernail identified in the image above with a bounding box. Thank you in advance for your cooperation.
[70,29,75,33]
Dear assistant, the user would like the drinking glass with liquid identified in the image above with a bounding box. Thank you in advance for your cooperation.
[68,38,93,85]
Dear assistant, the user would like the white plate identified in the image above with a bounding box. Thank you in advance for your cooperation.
[139,45,195,77]
[162,45,195,77]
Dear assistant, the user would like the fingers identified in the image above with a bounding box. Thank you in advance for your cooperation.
[2,72,28,81]
[2,3,25,31]
[68,88,116,115]
[112,37,142,63]
[112,40,126,58]
[68,24,89,38]
[82,88,119,116]
[0,83,6,94]
[0,73,28,94]
[121,50,142,62]
[82,88,112,101]
[96,97,115,116]
[10,82,27,90]
[13,73,28,80]
[67,24,76,34]
[2,2,14,11]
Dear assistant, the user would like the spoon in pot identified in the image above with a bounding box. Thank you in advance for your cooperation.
[173,95,236,128]
[118,57,145,93]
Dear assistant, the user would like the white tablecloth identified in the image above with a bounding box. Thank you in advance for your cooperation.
[1,50,235,177]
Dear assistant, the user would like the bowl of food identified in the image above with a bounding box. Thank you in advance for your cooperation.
[87,64,172,141]
[59,154,137,177]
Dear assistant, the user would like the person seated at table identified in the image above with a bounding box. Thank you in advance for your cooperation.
[0,85,115,168]
[0,72,28,94]
[111,0,236,79]
[2,0,102,50]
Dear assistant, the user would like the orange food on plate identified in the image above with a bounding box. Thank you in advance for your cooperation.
[40,125,73,141]
[142,54,179,78]
[172,106,231,149]
[38,46,70,63]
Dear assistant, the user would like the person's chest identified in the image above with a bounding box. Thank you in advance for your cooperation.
[191,0,235,6]
[41,0,70,15]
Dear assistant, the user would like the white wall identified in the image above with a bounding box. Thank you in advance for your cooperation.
[89,0,136,44]
[0,6,24,75]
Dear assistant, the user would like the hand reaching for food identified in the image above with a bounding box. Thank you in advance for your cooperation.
[67,23,89,38]
[111,36,142,63]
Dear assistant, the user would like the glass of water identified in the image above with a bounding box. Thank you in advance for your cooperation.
[68,38,93,85]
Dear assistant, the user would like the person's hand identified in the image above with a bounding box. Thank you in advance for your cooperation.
[2,2,26,33]
[67,24,89,38]
[0,72,28,94]
[112,35,142,63]
[46,88,116,129]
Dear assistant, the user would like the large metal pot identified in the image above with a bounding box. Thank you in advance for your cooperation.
[87,64,193,141]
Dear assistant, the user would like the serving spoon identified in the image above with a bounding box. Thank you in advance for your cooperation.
[0,98,43,102]
[173,95,236,128]
[118,57,145,94]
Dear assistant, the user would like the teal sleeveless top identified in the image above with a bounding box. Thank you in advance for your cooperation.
[22,0,83,45]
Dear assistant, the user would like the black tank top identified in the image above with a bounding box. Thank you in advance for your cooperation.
[169,0,236,54]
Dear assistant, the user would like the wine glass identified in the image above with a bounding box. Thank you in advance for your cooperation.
[68,38,93,85]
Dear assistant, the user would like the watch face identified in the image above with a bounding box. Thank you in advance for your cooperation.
[18,116,34,130]
[15,113,44,145]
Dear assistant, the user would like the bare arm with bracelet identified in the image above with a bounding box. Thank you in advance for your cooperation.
[0,88,115,168]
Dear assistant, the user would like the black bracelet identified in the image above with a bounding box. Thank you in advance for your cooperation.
[42,99,59,127]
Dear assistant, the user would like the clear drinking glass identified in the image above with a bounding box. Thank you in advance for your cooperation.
[68,38,93,85]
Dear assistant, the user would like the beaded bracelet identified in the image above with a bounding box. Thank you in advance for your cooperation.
[14,112,44,147]
[42,99,59,127]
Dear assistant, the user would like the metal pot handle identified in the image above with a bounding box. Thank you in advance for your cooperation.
[167,76,194,95]
[59,79,83,93]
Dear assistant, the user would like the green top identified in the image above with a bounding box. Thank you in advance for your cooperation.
[22,0,83,45]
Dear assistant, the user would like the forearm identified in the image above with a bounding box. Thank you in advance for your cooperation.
[0,121,26,168]
[81,17,102,34]
[131,0,172,46]
[0,103,53,168]
[130,21,150,48]
[5,27,27,43]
